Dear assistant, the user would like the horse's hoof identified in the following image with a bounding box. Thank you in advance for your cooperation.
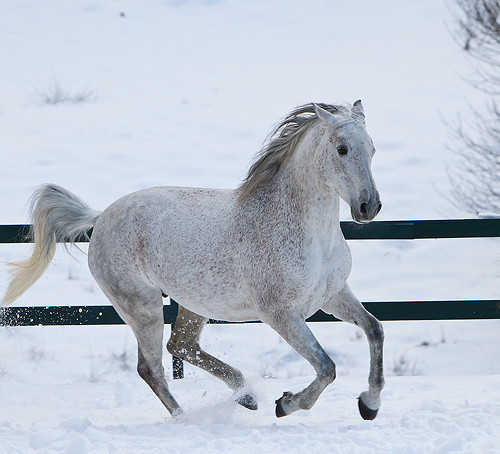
[275,396,287,418]
[171,408,187,423]
[237,393,258,411]
[358,396,379,420]
[275,391,293,418]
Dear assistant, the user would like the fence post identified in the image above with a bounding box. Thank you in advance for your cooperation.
[169,298,184,379]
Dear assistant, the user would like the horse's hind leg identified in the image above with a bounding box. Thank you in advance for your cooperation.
[102,285,184,419]
[323,284,384,420]
[167,305,257,410]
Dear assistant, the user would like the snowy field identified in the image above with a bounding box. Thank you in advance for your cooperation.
[0,1,499,453]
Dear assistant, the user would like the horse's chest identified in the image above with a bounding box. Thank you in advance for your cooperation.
[301,237,352,311]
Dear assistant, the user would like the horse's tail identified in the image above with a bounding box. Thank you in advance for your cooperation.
[1,184,101,306]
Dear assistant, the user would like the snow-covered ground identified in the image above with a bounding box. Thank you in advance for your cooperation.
[0,1,499,453]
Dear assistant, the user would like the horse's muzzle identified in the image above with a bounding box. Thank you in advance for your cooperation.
[351,191,382,224]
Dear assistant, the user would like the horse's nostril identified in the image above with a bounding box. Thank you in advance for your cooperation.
[377,202,382,214]
[360,202,368,215]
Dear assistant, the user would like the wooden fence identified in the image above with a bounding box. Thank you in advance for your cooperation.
[1,219,499,378]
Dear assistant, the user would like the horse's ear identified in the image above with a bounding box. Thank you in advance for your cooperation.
[313,103,336,125]
[352,100,365,118]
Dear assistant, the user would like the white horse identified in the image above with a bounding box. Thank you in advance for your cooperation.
[2,101,384,421]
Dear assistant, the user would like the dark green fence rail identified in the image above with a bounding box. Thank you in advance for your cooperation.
[1,299,498,327]
[1,218,500,243]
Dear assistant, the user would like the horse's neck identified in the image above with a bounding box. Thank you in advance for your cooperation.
[275,138,341,238]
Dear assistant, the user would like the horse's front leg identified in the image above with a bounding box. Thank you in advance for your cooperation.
[323,283,384,420]
[262,309,337,417]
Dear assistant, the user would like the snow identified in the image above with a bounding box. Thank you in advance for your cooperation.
[0,0,499,453]
[1,373,499,453]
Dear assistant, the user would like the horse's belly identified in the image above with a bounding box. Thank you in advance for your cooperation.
[165,285,259,322]
[152,255,257,322]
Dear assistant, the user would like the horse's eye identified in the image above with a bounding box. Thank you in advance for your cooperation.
[337,144,348,155]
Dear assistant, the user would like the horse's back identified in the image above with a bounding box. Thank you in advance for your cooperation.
[92,185,235,240]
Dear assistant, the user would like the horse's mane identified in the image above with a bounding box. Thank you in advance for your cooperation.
[237,103,352,204]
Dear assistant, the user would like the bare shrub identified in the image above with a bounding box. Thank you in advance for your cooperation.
[391,354,421,376]
[448,0,500,215]
[38,80,96,106]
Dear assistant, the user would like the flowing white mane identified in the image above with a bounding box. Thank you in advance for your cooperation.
[237,102,361,203]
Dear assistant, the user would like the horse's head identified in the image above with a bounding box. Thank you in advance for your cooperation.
[313,101,381,224]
